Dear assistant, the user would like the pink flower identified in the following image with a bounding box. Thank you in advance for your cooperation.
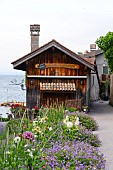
[23,125,26,129]
[23,131,34,141]
[17,133,21,137]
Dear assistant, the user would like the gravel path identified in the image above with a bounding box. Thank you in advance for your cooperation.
[90,100,113,170]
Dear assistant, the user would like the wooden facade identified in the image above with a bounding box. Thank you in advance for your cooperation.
[11,40,95,109]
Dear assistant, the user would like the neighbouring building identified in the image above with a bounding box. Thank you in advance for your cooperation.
[82,45,110,101]
[11,24,96,109]
[110,73,113,105]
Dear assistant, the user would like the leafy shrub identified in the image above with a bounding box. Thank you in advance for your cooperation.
[67,107,78,112]
[0,118,9,122]
[62,124,101,147]
[0,106,105,169]
[5,118,31,136]
[76,113,98,131]
[66,112,99,131]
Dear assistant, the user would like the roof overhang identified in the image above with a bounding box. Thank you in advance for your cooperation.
[11,40,95,71]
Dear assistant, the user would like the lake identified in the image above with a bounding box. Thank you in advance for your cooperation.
[0,75,26,118]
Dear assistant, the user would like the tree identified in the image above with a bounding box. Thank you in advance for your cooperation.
[96,31,113,73]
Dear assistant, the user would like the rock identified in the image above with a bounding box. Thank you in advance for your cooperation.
[0,122,7,134]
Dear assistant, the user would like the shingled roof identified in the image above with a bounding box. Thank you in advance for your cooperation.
[11,39,95,71]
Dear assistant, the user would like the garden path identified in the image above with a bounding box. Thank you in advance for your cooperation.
[90,100,113,170]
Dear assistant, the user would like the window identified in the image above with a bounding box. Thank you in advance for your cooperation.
[103,65,108,74]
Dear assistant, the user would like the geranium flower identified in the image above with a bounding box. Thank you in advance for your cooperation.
[33,106,39,113]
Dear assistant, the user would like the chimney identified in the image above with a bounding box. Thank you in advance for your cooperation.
[30,24,40,52]
[90,44,96,52]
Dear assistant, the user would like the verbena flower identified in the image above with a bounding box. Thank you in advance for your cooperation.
[44,140,106,169]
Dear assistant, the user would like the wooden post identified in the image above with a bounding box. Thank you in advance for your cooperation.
[86,69,91,106]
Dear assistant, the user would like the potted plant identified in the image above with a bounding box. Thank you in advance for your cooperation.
[82,105,89,113]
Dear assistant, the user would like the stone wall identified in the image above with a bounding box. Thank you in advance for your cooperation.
[110,73,113,105]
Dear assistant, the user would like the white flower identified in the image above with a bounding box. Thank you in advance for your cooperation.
[39,118,43,123]
[5,151,10,154]
[63,119,67,124]
[66,115,69,121]
[26,149,33,157]
[24,144,28,148]
[66,121,73,128]
[34,134,37,138]
[64,110,69,114]
[29,152,33,157]
[38,130,42,135]
[31,148,35,151]
[26,149,31,152]
[39,117,48,123]
[75,120,80,126]
[49,127,52,131]
[14,136,21,144]
[76,117,79,121]
[33,121,38,126]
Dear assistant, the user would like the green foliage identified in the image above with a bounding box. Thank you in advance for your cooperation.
[62,123,101,147]
[0,118,9,122]
[68,107,78,112]
[96,31,113,72]
[75,113,99,131]
[0,106,104,169]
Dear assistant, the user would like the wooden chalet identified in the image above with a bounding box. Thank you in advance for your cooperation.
[11,25,95,110]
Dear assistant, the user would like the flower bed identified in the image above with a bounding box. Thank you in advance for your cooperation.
[45,140,106,169]
[65,112,99,131]
[0,106,106,169]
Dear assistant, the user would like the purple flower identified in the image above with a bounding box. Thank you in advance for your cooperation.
[23,131,34,141]
[44,140,106,169]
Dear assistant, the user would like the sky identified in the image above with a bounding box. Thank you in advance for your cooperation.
[0,0,113,75]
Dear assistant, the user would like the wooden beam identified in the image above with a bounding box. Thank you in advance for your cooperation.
[27,75,87,78]
[35,63,80,69]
